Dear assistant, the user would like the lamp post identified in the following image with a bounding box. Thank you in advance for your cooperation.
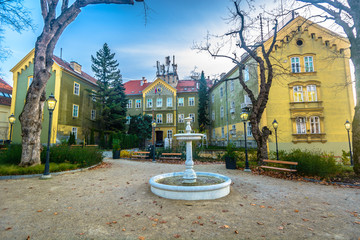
[272,119,279,160]
[152,121,157,163]
[8,113,16,143]
[240,107,251,172]
[344,120,353,166]
[41,93,57,179]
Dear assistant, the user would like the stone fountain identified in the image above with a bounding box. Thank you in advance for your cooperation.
[149,117,231,200]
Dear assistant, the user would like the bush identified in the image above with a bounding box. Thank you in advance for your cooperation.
[281,149,340,178]
[0,144,22,165]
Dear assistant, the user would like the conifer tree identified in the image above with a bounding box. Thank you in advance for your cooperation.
[91,43,127,132]
[198,71,209,132]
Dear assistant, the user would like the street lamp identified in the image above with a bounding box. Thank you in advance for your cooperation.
[152,120,157,163]
[240,107,251,172]
[344,120,353,166]
[41,93,57,179]
[272,119,279,160]
[8,113,16,143]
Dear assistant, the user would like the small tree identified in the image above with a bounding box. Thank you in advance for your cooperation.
[198,71,210,132]
[128,114,152,148]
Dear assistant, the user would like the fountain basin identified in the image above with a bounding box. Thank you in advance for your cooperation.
[149,172,231,200]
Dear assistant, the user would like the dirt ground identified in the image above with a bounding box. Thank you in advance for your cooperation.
[1,158,359,240]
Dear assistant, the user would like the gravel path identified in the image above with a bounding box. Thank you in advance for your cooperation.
[1,159,359,240]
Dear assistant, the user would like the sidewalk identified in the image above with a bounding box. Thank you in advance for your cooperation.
[1,159,359,239]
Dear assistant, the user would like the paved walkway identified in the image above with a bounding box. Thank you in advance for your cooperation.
[1,159,359,240]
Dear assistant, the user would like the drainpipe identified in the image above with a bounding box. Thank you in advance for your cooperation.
[225,80,229,146]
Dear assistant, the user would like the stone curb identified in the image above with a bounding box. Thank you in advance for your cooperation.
[0,162,103,180]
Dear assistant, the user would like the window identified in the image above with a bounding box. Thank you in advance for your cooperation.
[221,127,225,138]
[244,66,250,82]
[72,127,78,139]
[307,85,317,101]
[220,106,224,118]
[178,114,184,123]
[244,95,251,105]
[188,97,195,106]
[189,113,195,122]
[212,110,215,121]
[231,125,236,135]
[157,98,163,107]
[91,109,96,120]
[167,97,172,107]
[74,82,80,95]
[310,116,320,134]
[92,90,96,102]
[178,98,184,106]
[304,56,314,72]
[166,113,173,123]
[167,130,173,139]
[291,57,300,73]
[126,116,131,124]
[230,101,235,114]
[230,81,234,91]
[178,130,184,133]
[147,99,153,108]
[127,99,132,108]
[156,114,163,123]
[211,94,214,103]
[28,76,33,89]
[212,129,216,138]
[247,122,252,136]
[72,104,79,117]
[293,86,304,102]
[296,117,306,134]
[220,87,223,98]
[135,99,141,108]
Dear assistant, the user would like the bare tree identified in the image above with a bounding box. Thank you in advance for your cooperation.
[195,1,279,162]
[19,0,144,167]
[295,0,360,174]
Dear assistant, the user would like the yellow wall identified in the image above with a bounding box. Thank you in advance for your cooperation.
[0,105,11,142]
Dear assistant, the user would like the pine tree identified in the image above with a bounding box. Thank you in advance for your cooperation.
[198,71,210,132]
[91,43,127,132]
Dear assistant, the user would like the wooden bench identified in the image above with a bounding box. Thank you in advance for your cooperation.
[259,159,298,172]
[159,153,183,161]
[132,151,150,160]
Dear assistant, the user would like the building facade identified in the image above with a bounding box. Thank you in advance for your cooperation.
[10,49,99,144]
[0,78,12,142]
[208,15,355,156]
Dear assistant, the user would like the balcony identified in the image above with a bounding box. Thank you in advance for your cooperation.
[292,133,326,143]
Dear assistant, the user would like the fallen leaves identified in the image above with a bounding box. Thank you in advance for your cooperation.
[138,237,145,240]
[219,225,230,229]
[173,234,181,238]
[294,210,299,213]
[37,210,43,212]
[5,227,12,231]
[278,226,284,230]
[302,218,309,222]
[234,230,239,234]
[257,222,264,225]
[355,221,360,224]
[222,210,229,212]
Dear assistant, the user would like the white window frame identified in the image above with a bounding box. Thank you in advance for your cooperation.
[304,56,314,72]
[127,99,132,108]
[220,87,223,98]
[135,99,141,108]
[211,94,214,103]
[244,66,250,82]
[247,122,252,136]
[293,86,304,102]
[291,57,301,73]
[296,117,307,134]
[220,106,224,118]
[178,97,184,107]
[178,130,184,133]
[188,97,195,106]
[72,127,78,139]
[212,110,215,121]
[166,113,173,123]
[72,104,79,118]
[74,82,80,95]
[178,114,184,123]
[231,125,236,136]
[310,116,321,134]
[167,97,173,107]
[230,80,234,91]
[212,129,216,139]
[91,109,96,120]
[221,127,225,138]
[126,116,131,124]
[157,98,163,107]
[156,114,163,124]
[92,90,96,102]
[230,101,235,114]
[147,99,153,108]
[307,85,317,101]
[167,130,173,139]
[244,95,251,105]
[189,113,195,122]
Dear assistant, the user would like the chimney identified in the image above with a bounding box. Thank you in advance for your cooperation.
[70,61,82,74]
[140,77,147,86]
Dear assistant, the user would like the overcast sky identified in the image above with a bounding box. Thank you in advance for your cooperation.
[1,0,247,85]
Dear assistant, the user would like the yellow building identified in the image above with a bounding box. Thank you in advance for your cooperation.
[209,15,355,156]
[0,78,12,142]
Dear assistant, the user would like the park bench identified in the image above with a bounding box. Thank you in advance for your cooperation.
[0,144,7,151]
[159,153,183,161]
[132,151,150,160]
[259,159,298,172]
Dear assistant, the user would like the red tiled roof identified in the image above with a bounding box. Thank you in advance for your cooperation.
[0,78,12,94]
[0,96,11,106]
[52,56,97,85]
[176,79,213,93]
[124,80,151,95]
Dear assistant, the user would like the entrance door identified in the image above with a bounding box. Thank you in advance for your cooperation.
[155,131,163,147]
